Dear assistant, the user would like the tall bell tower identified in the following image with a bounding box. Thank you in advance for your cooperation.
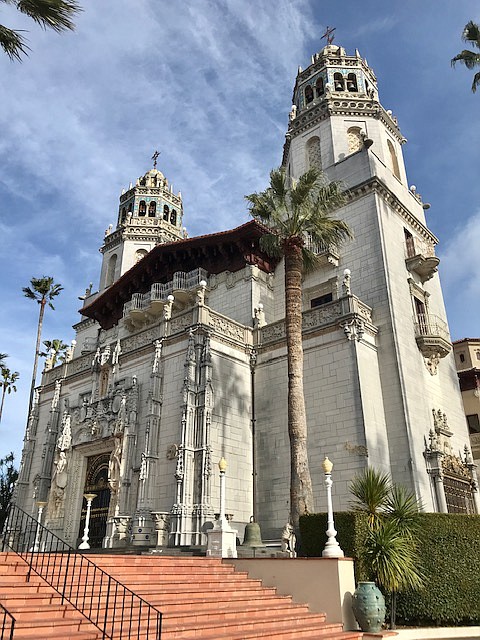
[283,44,407,186]
[99,163,185,291]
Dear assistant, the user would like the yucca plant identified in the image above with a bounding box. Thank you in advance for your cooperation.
[350,468,424,629]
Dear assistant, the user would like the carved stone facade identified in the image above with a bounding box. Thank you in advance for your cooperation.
[16,43,476,548]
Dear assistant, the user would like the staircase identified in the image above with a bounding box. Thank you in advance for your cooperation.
[0,552,362,639]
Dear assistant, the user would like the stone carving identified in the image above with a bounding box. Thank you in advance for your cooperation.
[152,339,163,374]
[281,522,296,557]
[170,312,194,334]
[152,512,170,546]
[342,269,351,296]
[253,304,266,328]
[425,352,441,375]
[341,318,365,342]
[108,433,123,494]
[208,313,245,342]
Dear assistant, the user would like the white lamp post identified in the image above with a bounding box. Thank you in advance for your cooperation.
[79,493,97,550]
[322,457,344,558]
[206,458,237,558]
[31,501,47,552]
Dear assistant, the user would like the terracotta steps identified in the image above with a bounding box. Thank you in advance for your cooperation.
[0,552,362,639]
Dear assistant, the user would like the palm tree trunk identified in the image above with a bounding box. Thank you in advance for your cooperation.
[284,239,314,532]
[27,300,46,420]
[0,387,5,422]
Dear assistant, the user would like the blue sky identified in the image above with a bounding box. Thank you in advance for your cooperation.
[1,1,479,460]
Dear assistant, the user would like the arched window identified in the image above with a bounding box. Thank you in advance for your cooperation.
[460,353,465,363]
[135,249,148,263]
[105,254,117,288]
[170,209,177,226]
[347,73,358,92]
[334,73,345,91]
[139,200,146,216]
[148,201,156,217]
[120,207,126,224]
[163,205,169,221]
[305,85,314,104]
[387,139,401,180]
[306,136,321,170]
[347,126,363,154]
[315,77,324,98]
[128,203,133,213]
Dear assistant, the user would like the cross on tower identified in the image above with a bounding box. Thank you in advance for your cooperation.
[321,26,336,45]
[152,150,160,169]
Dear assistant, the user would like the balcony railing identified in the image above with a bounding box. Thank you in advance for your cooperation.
[414,313,451,358]
[123,268,208,319]
[405,237,439,282]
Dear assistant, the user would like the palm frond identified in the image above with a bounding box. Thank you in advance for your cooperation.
[16,0,82,33]
[350,468,391,528]
[259,233,283,258]
[301,247,321,273]
[472,70,480,92]
[451,49,480,70]
[384,484,422,537]
[462,20,480,48]
[0,24,29,60]
[365,520,424,593]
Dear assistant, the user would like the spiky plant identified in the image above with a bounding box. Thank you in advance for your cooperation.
[350,467,391,529]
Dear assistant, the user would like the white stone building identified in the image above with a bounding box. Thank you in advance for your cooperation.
[16,44,478,548]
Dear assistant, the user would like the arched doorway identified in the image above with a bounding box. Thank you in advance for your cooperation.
[77,453,111,548]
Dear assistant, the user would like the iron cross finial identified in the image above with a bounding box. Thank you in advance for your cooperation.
[152,150,160,169]
[321,26,336,45]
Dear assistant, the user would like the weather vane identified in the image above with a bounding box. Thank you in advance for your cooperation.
[321,26,336,45]
[152,150,160,169]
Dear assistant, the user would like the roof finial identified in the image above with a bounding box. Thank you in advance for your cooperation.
[321,26,336,45]
[152,150,160,169]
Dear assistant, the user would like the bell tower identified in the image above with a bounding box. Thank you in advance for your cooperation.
[283,44,407,186]
[99,163,185,291]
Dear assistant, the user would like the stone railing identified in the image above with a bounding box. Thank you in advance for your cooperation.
[259,295,373,346]
[413,314,449,341]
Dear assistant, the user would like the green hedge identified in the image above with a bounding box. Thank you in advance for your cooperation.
[300,512,480,627]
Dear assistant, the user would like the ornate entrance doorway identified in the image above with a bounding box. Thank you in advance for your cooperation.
[77,453,111,548]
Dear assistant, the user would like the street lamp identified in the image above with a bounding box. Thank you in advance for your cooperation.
[79,493,97,550]
[322,457,344,558]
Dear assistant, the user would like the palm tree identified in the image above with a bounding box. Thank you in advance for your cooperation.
[0,367,19,423]
[246,167,352,532]
[350,468,424,628]
[0,354,7,366]
[23,277,63,418]
[40,338,69,367]
[0,0,82,61]
[451,21,480,92]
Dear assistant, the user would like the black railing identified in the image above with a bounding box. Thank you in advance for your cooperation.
[0,602,15,640]
[1,504,162,639]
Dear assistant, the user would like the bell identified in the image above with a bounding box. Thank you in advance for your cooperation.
[242,520,265,548]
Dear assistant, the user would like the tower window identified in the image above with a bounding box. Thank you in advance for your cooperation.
[148,201,156,217]
[334,73,345,91]
[105,254,117,288]
[139,200,146,216]
[120,207,126,224]
[170,209,177,225]
[347,126,363,154]
[306,136,321,170]
[404,228,415,258]
[315,77,324,98]
[135,249,148,263]
[128,203,133,213]
[347,73,358,92]
[305,85,314,104]
[459,353,465,363]
[387,139,401,180]
[163,205,169,221]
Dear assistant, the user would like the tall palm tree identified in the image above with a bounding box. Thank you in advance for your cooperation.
[246,167,352,532]
[0,367,19,422]
[40,338,69,367]
[0,354,7,367]
[451,21,480,92]
[0,0,82,61]
[23,276,63,418]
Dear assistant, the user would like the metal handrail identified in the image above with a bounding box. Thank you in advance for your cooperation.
[1,504,162,639]
[0,602,15,640]
[413,313,450,341]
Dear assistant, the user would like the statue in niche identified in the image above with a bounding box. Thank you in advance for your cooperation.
[108,433,123,493]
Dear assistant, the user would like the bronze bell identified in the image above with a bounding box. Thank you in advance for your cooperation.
[243,519,265,548]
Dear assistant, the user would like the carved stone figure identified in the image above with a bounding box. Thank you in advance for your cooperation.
[281,522,296,557]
